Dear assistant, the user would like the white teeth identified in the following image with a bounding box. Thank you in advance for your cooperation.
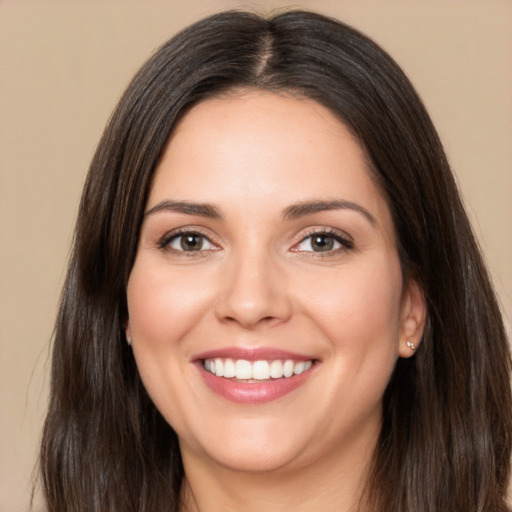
[252,360,270,380]
[235,359,252,379]
[283,360,294,378]
[293,361,306,375]
[214,358,224,377]
[204,358,313,380]
[269,360,283,378]
[224,358,236,378]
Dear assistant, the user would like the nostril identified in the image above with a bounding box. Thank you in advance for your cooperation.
[214,262,293,328]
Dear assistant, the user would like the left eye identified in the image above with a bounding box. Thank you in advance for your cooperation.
[166,232,215,252]
[295,233,347,252]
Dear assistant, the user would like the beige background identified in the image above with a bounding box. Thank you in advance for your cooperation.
[1,1,511,510]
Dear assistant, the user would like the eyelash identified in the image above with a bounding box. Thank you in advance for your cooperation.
[158,229,219,256]
[293,228,354,255]
[157,228,354,256]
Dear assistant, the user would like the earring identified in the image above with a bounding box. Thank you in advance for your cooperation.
[406,340,416,351]
[126,334,132,346]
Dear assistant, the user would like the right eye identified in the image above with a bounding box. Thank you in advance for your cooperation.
[163,231,217,252]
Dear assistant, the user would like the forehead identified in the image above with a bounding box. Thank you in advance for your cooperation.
[148,91,393,235]
[169,91,364,159]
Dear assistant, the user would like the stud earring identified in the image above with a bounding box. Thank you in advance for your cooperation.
[406,340,416,351]
[126,334,132,346]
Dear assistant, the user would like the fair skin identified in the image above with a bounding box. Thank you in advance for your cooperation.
[126,91,426,512]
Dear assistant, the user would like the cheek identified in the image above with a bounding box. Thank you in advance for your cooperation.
[126,262,216,346]
[302,255,404,356]
[125,262,217,434]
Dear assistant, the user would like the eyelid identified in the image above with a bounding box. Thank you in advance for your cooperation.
[158,227,221,252]
[291,227,354,253]
[155,225,353,255]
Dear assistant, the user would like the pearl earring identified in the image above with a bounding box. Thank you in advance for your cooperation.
[406,340,416,351]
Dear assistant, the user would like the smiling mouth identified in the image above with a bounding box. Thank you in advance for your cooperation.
[203,358,314,380]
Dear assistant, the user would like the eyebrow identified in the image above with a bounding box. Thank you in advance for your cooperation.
[145,200,223,219]
[282,199,376,225]
[144,198,376,226]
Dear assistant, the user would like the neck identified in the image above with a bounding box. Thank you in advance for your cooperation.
[179,432,376,512]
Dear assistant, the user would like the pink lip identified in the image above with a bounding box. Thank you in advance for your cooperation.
[193,346,313,362]
[192,347,317,404]
[197,365,314,404]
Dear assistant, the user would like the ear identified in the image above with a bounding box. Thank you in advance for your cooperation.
[398,278,427,358]
[125,321,132,346]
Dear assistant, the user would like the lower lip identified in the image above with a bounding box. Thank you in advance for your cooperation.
[197,363,314,404]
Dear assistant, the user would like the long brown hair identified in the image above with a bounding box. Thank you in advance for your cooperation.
[40,10,512,511]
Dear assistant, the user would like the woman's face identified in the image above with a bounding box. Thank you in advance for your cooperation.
[126,91,424,474]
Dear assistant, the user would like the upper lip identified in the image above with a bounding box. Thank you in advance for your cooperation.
[192,347,315,362]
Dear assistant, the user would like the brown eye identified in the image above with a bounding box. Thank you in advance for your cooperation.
[164,232,216,252]
[180,233,204,251]
[294,231,353,253]
[310,234,335,252]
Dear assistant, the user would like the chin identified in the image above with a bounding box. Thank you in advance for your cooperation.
[180,418,315,474]
[205,442,307,474]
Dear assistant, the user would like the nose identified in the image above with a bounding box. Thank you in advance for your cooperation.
[215,250,293,330]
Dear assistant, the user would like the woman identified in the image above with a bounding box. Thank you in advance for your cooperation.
[39,9,512,512]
